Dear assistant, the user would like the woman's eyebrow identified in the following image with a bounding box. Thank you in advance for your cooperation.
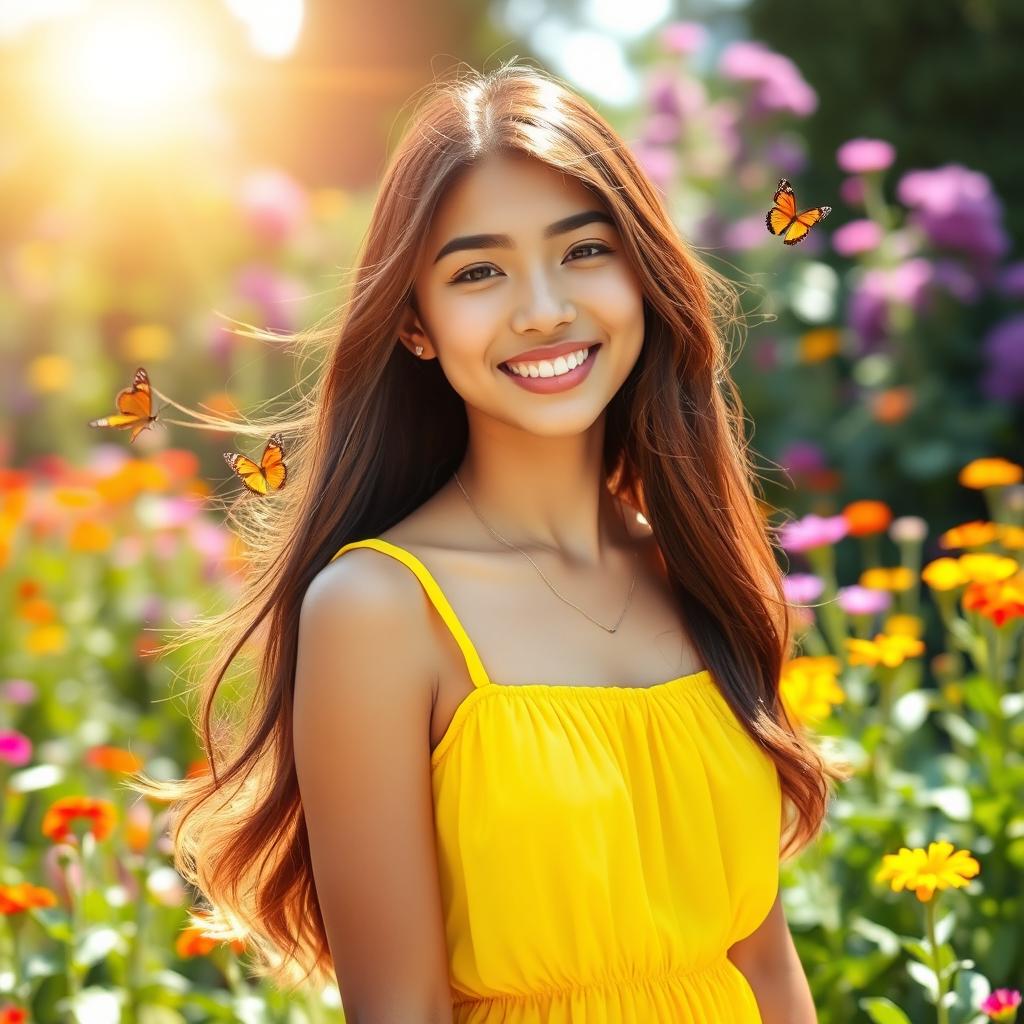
[432,209,616,265]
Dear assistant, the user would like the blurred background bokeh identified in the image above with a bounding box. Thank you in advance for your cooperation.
[2,2,1022,1022]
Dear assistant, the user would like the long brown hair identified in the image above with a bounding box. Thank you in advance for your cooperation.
[130,59,852,992]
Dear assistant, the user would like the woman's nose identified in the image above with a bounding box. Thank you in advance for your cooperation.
[510,270,576,335]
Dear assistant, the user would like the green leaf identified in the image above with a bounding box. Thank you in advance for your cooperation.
[939,712,977,747]
[907,958,939,1000]
[850,916,902,956]
[859,997,913,1024]
[934,910,957,946]
[73,925,126,968]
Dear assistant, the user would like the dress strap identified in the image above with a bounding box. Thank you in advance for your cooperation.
[329,538,492,690]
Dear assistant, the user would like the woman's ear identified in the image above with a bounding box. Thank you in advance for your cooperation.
[396,304,434,359]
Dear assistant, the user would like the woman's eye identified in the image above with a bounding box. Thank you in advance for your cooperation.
[566,242,611,261]
[452,264,501,284]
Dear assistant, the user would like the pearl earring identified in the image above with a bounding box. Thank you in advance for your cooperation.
[414,345,423,357]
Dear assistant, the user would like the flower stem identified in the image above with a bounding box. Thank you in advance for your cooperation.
[924,898,949,1024]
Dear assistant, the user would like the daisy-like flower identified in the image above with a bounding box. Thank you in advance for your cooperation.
[876,840,980,902]
[0,882,59,915]
[963,577,1024,627]
[922,557,970,591]
[958,553,1019,584]
[41,796,117,844]
[780,658,846,725]
[846,632,926,668]
[940,521,1000,549]
[981,988,1021,1021]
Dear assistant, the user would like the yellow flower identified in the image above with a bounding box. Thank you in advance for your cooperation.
[798,328,842,363]
[27,354,73,394]
[53,487,100,510]
[68,519,114,553]
[958,553,1018,584]
[876,840,980,902]
[121,324,172,362]
[939,521,999,549]
[780,658,846,724]
[922,557,969,591]
[996,524,1024,550]
[883,613,924,638]
[958,457,1022,489]
[860,566,915,591]
[25,624,67,655]
[846,632,925,668]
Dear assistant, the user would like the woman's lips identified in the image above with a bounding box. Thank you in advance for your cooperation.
[499,343,601,394]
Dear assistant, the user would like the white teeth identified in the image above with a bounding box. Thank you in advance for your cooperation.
[506,346,593,378]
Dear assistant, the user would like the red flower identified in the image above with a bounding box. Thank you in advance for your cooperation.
[41,796,118,844]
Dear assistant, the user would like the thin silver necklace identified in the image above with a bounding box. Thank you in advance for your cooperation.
[452,470,639,633]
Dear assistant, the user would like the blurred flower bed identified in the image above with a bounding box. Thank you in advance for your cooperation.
[1,19,1023,1024]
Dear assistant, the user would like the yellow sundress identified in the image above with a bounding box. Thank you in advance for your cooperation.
[330,538,781,1023]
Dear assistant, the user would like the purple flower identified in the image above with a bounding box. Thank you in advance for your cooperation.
[840,176,867,206]
[631,142,677,194]
[0,729,32,767]
[931,259,981,304]
[239,168,309,245]
[779,439,826,475]
[832,219,883,257]
[1,678,37,705]
[718,41,817,118]
[896,164,1010,269]
[764,135,808,176]
[660,21,707,56]
[836,138,895,174]
[997,261,1024,299]
[783,573,825,604]
[846,258,936,351]
[980,314,1024,402]
[837,585,892,616]
[779,513,849,553]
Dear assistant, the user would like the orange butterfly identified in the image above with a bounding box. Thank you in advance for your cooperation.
[223,432,287,496]
[765,179,831,245]
[88,366,163,443]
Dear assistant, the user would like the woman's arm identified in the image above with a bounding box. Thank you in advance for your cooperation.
[294,551,454,1023]
[727,888,818,1024]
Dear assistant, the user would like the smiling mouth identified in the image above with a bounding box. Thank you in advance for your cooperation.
[499,342,602,375]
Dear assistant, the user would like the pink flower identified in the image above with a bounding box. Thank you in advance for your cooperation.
[980,988,1021,1021]
[837,138,895,174]
[840,176,867,206]
[1,679,37,706]
[660,21,707,56]
[0,731,32,767]
[630,142,677,194]
[238,168,309,245]
[832,219,883,257]
[783,573,825,604]
[718,41,817,118]
[779,514,849,553]
[837,585,892,616]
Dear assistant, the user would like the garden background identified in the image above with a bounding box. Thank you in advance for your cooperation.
[1,1,1022,1022]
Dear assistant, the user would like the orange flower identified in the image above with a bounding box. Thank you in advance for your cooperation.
[16,597,57,625]
[41,796,118,844]
[86,746,144,774]
[860,566,915,592]
[68,519,114,553]
[176,910,246,957]
[798,328,842,363]
[962,577,1024,627]
[0,1005,29,1024]
[153,449,200,483]
[996,524,1024,550]
[939,521,999,549]
[0,883,59,915]
[871,387,913,424]
[843,500,893,537]
[958,457,1023,489]
[15,580,41,601]
[186,758,211,778]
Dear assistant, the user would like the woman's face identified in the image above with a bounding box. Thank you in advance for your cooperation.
[404,149,646,436]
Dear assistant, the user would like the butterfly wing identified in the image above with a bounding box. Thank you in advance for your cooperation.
[223,452,270,495]
[783,205,832,246]
[765,179,797,236]
[259,432,287,492]
[89,367,157,442]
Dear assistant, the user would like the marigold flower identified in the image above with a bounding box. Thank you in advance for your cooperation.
[0,882,59,914]
[958,457,1023,489]
[939,521,999,549]
[962,577,1024,627]
[883,613,924,638]
[981,988,1022,1021]
[15,598,56,625]
[843,500,893,536]
[85,746,144,774]
[875,840,980,902]
[922,557,969,591]
[41,796,118,844]
[859,566,915,592]
[846,632,926,667]
[996,523,1024,550]
[780,658,846,724]
[958,553,1019,584]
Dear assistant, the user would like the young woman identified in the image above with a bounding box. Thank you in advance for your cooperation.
[136,61,849,1023]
